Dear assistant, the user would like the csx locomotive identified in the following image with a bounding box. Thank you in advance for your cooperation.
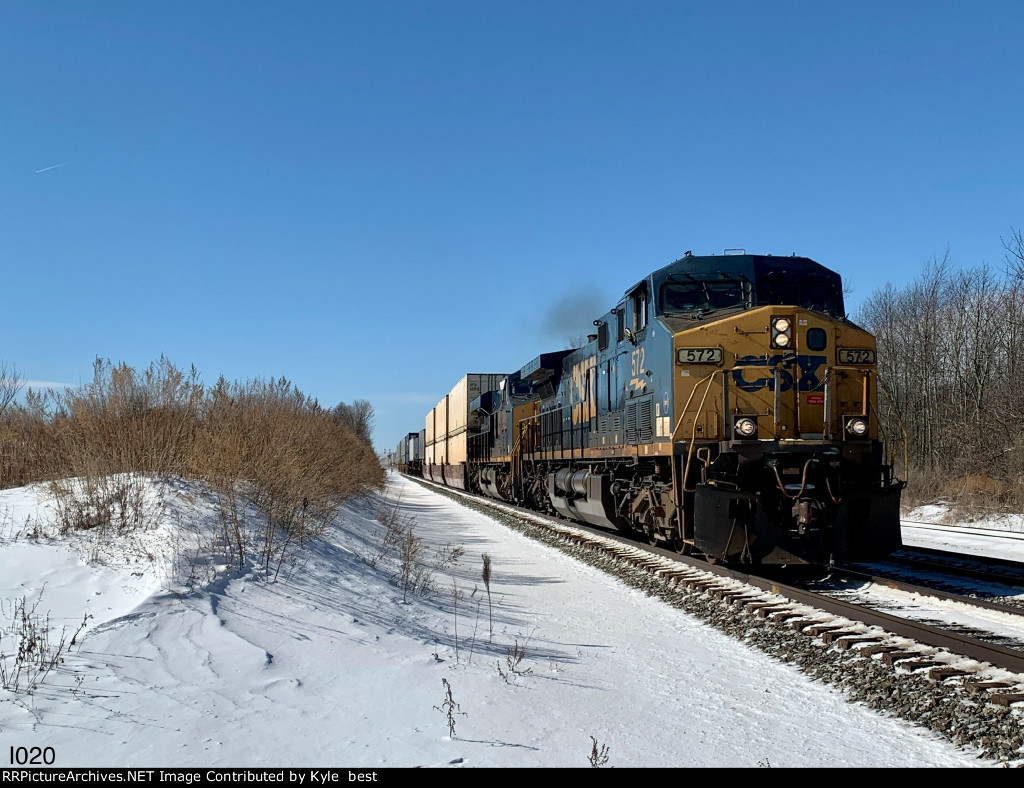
[402,252,904,566]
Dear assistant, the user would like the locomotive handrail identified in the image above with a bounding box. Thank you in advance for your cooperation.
[675,373,717,495]
[663,371,718,535]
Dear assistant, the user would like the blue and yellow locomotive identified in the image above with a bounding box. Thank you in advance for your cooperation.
[420,252,903,567]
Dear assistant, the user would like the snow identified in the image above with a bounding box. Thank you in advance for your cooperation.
[0,472,1011,768]
[901,505,1024,562]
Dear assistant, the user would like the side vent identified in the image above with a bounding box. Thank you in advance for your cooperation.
[626,397,654,445]
[638,397,653,443]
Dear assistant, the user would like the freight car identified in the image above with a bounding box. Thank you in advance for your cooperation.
[393,431,424,476]
[412,252,903,567]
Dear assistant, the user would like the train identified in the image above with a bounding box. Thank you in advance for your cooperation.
[391,431,423,477]
[395,251,904,567]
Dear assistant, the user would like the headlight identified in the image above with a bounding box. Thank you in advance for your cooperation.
[734,417,757,438]
[844,416,868,437]
[771,316,793,349]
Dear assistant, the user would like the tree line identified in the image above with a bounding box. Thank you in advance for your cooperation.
[857,230,1024,506]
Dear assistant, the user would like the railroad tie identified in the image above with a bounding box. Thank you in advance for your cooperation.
[820,629,863,645]
[927,666,972,681]
[750,604,793,619]
[880,650,928,667]
[768,609,801,623]
[985,692,1024,708]
[722,592,763,607]
[892,657,947,673]
[805,624,851,638]
[964,680,1016,695]
[831,635,882,651]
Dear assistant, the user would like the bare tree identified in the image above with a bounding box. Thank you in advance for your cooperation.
[331,399,375,445]
[859,239,1024,503]
[1003,227,1024,280]
[0,361,24,417]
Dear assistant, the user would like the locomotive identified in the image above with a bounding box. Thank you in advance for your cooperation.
[410,252,903,567]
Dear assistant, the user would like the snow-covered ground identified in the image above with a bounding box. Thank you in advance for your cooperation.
[0,472,1016,768]
[900,504,1024,561]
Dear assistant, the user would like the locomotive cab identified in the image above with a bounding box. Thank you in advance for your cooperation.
[659,254,903,564]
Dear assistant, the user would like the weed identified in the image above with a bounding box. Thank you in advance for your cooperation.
[434,542,464,571]
[433,677,465,738]
[399,530,432,601]
[369,494,435,601]
[0,589,91,699]
[497,633,534,684]
[376,494,409,563]
[450,579,462,660]
[588,736,610,768]
[481,553,493,639]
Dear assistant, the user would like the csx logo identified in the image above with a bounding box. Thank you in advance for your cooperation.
[732,354,826,392]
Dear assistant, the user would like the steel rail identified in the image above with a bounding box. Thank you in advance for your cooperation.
[413,475,1024,676]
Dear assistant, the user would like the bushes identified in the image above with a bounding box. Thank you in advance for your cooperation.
[188,376,383,572]
[0,358,384,569]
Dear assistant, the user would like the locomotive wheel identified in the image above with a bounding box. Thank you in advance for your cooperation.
[667,538,692,555]
[647,531,691,554]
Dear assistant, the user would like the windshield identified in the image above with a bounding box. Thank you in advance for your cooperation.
[660,279,748,315]
[757,273,843,315]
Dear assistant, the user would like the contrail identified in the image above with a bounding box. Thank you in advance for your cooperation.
[34,162,69,174]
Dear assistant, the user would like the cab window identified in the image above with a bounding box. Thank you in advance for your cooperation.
[632,288,648,333]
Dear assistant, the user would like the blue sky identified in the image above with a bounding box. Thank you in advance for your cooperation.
[3,2,1023,452]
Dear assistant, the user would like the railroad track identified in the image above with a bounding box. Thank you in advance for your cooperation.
[409,476,1024,707]
[852,545,1024,602]
[405,474,1024,763]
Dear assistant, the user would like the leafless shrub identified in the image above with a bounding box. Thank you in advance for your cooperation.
[0,589,91,700]
[497,633,534,684]
[398,530,433,602]
[588,736,610,768]
[901,466,950,512]
[373,494,411,565]
[433,677,465,738]
[367,494,440,601]
[189,375,383,576]
[48,474,149,536]
[0,361,24,418]
[434,542,464,571]
[167,508,222,595]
